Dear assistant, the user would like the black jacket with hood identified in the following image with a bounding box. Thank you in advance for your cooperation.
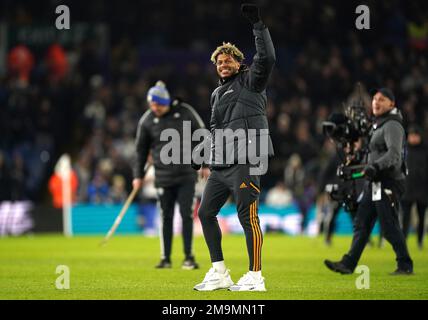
[207,21,276,170]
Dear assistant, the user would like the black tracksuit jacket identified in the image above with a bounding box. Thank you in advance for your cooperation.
[134,100,205,187]
[208,22,276,169]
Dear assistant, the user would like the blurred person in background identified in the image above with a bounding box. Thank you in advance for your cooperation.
[284,153,308,233]
[45,44,69,83]
[133,81,205,270]
[265,181,293,207]
[401,124,428,249]
[48,155,79,208]
[0,152,11,201]
[7,45,34,88]
[108,175,127,204]
[10,153,29,201]
[293,119,319,165]
[87,173,109,204]
[137,161,158,236]
[74,153,92,203]
[87,159,114,204]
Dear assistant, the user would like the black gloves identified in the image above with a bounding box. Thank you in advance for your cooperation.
[364,163,379,181]
[241,3,261,24]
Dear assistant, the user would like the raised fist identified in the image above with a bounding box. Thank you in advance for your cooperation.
[241,3,261,24]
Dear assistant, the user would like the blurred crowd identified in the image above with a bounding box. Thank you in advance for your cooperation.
[0,0,427,214]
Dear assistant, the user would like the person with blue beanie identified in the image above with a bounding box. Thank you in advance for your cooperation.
[133,80,206,270]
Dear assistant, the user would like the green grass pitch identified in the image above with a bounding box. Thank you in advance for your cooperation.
[0,234,427,300]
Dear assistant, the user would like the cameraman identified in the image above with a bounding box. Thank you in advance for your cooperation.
[325,88,414,275]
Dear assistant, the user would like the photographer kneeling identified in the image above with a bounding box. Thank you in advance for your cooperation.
[325,88,414,275]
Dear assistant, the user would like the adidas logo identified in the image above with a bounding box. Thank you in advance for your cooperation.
[239,182,247,189]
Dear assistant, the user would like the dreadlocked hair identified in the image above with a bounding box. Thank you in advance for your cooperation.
[210,42,245,64]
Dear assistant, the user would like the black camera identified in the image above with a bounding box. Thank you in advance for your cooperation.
[325,183,359,213]
[322,84,371,180]
[322,84,371,213]
[322,103,370,145]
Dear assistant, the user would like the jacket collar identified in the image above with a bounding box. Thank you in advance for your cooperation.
[218,64,249,86]
[374,108,403,129]
[219,72,238,85]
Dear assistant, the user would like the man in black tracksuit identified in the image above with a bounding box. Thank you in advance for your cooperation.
[325,88,414,275]
[133,81,205,269]
[401,124,428,249]
[193,4,275,292]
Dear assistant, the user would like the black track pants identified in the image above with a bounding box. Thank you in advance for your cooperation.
[198,164,263,271]
[342,181,413,271]
[157,181,195,260]
[401,200,427,246]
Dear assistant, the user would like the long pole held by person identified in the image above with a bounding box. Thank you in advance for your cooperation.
[99,186,140,247]
[99,162,151,246]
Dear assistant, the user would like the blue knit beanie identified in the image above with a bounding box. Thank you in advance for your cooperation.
[147,80,171,106]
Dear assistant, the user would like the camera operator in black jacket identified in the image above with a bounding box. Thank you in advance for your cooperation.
[325,88,414,275]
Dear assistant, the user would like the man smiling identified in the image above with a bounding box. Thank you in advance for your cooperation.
[325,88,414,276]
[193,4,275,291]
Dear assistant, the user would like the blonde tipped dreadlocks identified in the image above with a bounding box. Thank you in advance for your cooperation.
[210,42,245,64]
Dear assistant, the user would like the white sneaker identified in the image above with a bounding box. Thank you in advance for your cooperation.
[228,272,266,292]
[193,268,234,291]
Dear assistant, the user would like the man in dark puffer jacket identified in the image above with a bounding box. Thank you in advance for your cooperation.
[193,4,275,292]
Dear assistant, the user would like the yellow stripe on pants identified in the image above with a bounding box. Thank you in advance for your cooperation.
[250,201,262,271]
